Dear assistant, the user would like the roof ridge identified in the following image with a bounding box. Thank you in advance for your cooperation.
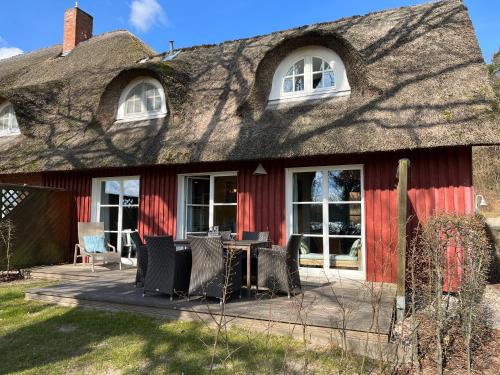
[154,0,462,54]
[0,44,59,64]
[0,30,154,65]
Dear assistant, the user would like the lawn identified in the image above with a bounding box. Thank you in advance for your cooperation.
[0,280,376,374]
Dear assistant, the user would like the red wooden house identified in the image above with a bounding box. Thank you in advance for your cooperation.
[0,0,497,282]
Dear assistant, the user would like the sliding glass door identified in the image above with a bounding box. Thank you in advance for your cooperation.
[287,166,364,273]
[179,173,237,238]
[92,177,140,264]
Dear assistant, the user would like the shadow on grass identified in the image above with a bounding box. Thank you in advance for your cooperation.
[0,283,297,374]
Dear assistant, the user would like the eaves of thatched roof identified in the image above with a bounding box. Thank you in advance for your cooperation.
[0,0,498,174]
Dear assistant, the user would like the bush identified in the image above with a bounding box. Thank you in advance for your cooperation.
[407,214,493,374]
[0,219,16,274]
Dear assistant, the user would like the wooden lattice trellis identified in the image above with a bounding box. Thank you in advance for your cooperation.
[1,188,29,219]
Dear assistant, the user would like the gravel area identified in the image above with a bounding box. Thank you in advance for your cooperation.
[485,284,500,330]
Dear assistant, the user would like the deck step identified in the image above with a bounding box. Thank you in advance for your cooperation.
[25,289,397,361]
[31,271,94,281]
[25,263,398,362]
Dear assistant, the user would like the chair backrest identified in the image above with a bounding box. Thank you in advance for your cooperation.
[143,235,177,293]
[219,230,232,241]
[189,236,225,293]
[144,235,176,255]
[286,234,303,260]
[242,231,269,241]
[130,231,143,248]
[78,222,105,247]
[286,234,302,289]
[189,236,224,267]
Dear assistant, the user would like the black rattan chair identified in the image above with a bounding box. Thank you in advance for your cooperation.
[130,232,147,288]
[143,235,191,300]
[219,230,232,241]
[242,231,269,241]
[188,236,242,303]
[242,231,270,281]
[257,234,302,297]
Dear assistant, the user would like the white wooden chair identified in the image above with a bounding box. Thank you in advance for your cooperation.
[74,222,122,272]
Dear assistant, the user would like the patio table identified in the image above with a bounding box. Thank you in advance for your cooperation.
[174,239,270,293]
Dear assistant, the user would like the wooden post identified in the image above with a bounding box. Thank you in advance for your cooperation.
[396,158,410,320]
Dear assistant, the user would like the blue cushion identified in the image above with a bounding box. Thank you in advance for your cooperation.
[83,235,107,253]
[300,253,323,260]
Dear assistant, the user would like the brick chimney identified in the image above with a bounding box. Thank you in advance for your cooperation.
[62,6,93,55]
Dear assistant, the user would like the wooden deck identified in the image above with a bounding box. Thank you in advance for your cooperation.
[27,264,396,348]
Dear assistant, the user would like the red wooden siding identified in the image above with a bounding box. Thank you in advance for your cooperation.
[237,162,286,246]
[4,146,470,283]
[43,172,92,223]
[0,173,43,186]
[139,167,178,239]
[43,171,93,254]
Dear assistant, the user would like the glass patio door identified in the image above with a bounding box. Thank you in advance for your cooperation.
[288,166,364,273]
[180,173,238,238]
[92,177,140,264]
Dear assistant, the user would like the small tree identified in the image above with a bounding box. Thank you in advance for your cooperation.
[0,219,16,274]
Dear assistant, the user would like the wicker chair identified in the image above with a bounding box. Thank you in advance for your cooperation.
[74,222,122,272]
[188,236,242,302]
[242,231,269,241]
[130,232,147,288]
[241,231,270,281]
[208,230,232,241]
[257,234,302,297]
[143,236,191,300]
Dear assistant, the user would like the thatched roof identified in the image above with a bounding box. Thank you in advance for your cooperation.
[0,0,498,174]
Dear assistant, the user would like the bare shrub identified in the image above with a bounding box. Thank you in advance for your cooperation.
[473,146,500,217]
[406,214,493,374]
[0,219,16,275]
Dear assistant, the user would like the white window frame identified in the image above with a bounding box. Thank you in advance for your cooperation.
[0,102,20,137]
[116,76,167,122]
[91,176,140,264]
[268,46,351,104]
[176,171,238,239]
[285,164,365,280]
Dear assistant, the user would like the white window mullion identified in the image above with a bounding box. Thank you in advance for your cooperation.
[322,169,329,271]
[183,178,188,238]
[92,179,101,223]
[140,84,147,114]
[116,180,124,255]
[209,175,215,229]
[305,56,312,92]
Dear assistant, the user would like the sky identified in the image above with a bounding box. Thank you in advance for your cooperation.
[0,0,498,62]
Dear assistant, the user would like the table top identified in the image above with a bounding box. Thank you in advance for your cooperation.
[223,240,268,246]
[173,239,268,247]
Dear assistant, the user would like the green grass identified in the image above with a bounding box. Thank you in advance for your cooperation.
[0,280,375,374]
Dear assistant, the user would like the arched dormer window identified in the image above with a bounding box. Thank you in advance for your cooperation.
[116,77,167,121]
[0,102,20,136]
[268,46,351,103]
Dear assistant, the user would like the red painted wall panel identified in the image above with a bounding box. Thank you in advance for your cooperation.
[0,173,43,185]
[26,147,473,283]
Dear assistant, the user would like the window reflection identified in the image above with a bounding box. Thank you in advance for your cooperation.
[328,170,361,201]
[293,172,323,202]
[292,168,363,271]
[214,176,237,203]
